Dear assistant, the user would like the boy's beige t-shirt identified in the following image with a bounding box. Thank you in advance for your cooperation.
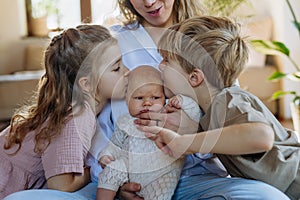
[199,86,300,193]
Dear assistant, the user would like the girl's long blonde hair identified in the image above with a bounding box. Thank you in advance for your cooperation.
[4,25,114,154]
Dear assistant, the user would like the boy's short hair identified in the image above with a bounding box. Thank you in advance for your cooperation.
[158,16,249,88]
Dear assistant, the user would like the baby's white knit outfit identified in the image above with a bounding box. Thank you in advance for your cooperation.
[98,95,201,200]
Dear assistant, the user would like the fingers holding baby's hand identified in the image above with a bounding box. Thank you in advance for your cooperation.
[99,155,115,169]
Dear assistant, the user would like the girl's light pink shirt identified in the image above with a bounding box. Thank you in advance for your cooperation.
[0,102,96,198]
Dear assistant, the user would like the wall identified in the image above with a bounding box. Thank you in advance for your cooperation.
[237,0,300,119]
[0,0,48,75]
[271,0,300,119]
[0,0,24,73]
[0,0,299,118]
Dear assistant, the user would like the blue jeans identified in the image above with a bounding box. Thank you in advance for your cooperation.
[173,174,289,200]
[4,174,289,200]
[3,182,97,200]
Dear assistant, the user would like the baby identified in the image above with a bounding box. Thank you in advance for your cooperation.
[96,65,201,200]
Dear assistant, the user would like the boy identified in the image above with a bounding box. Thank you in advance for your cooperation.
[139,16,299,200]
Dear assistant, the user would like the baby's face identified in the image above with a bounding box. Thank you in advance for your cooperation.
[127,84,165,117]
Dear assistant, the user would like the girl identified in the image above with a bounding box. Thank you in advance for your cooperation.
[1,25,128,199]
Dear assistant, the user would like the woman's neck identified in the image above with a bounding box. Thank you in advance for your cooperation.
[143,26,166,45]
[142,20,174,45]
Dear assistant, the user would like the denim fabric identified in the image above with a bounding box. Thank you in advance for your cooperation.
[3,182,97,200]
[172,174,290,200]
[5,175,290,200]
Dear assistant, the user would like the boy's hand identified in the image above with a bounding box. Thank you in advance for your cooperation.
[137,125,192,158]
[118,182,143,200]
[98,155,115,169]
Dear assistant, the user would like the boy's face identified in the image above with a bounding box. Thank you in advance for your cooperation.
[159,58,191,98]
[127,84,165,117]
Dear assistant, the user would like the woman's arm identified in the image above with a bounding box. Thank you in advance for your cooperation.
[46,167,91,192]
[138,122,274,158]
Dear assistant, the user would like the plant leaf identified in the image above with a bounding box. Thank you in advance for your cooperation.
[293,96,300,106]
[267,71,287,81]
[292,20,300,33]
[287,72,300,81]
[250,40,290,56]
[270,90,296,100]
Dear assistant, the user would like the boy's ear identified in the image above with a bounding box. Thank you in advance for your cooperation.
[188,68,204,87]
[78,77,91,93]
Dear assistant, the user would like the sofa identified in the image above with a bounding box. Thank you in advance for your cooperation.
[0,43,47,120]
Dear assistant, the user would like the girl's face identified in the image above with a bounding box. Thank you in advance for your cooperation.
[159,58,191,98]
[97,44,129,100]
[130,0,175,28]
[127,84,165,117]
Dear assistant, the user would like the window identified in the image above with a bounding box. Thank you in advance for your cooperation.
[26,0,117,37]
[91,0,119,25]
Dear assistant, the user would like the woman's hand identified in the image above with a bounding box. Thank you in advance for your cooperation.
[137,125,194,158]
[135,106,198,135]
[118,182,143,200]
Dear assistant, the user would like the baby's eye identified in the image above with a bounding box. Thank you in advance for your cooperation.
[152,96,161,100]
[134,97,143,100]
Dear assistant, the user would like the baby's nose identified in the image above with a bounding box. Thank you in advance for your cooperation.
[143,99,153,106]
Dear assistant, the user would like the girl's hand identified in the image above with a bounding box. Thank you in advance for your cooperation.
[99,155,115,169]
[137,125,194,158]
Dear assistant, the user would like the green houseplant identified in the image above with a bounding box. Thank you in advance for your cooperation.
[29,0,58,19]
[250,0,300,133]
[202,0,251,17]
[26,0,60,37]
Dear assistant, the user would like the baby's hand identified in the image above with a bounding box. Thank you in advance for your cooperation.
[168,95,183,109]
[99,155,115,169]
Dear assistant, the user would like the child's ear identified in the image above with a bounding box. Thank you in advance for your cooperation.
[188,68,204,87]
[78,77,91,93]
